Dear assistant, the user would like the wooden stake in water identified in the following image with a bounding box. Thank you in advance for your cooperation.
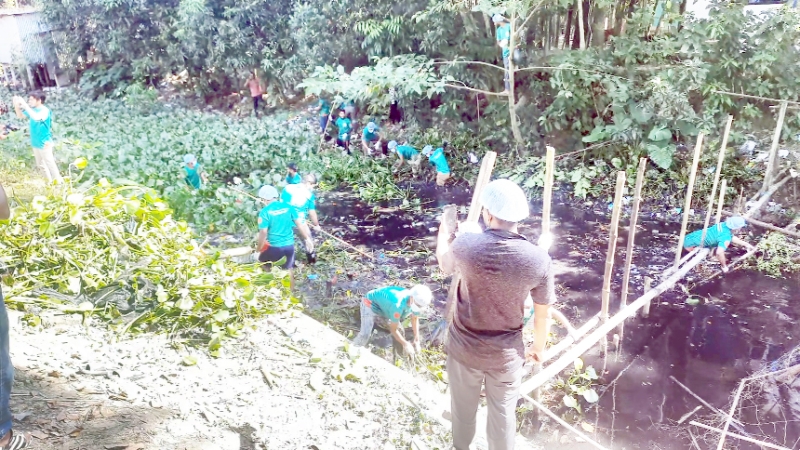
[617,158,647,340]
[541,146,556,236]
[763,100,788,191]
[642,277,652,318]
[675,133,705,268]
[601,171,627,322]
[700,116,733,247]
[716,179,727,224]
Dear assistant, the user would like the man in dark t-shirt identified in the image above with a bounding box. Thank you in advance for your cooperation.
[436,179,555,450]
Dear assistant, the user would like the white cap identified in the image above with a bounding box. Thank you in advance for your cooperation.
[492,14,506,23]
[407,285,433,312]
[257,185,278,200]
[183,154,197,164]
[422,145,433,156]
[480,179,529,222]
[388,140,398,151]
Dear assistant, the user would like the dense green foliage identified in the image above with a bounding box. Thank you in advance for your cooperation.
[0,180,294,351]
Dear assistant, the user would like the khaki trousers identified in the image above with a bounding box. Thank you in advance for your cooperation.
[447,356,524,450]
[33,142,63,183]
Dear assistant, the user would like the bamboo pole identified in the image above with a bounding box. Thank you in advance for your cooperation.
[699,116,733,248]
[716,379,747,450]
[747,173,792,220]
[617,158,647,339]
[764,101,788,190]
[691,421,790,450]
[466,151,498,223]
[601,171,626,321]
[675,133,705,267]
[524,395,610,450]
[710,90,800,106]
[520,248,710,394]
[541,146,556,236]
[715,179,727,224]
[641,277,652,318]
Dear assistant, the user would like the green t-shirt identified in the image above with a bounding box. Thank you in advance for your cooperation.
[362,128,379,142]
[429,147,450,174]
[365,286,413,322]
[683,224,733,250]
[319,99,330,117]
[280,184,316,221]
[336,117,352,141]
[257,201,299,247]
[397,145,419,160]
[184,163,202,189]
[24,106,52,149]
[285,172,302,185]
[496,23,511,58]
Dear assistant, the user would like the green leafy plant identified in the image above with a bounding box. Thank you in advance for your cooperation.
[752,233,800,278]
[554,358,600,415]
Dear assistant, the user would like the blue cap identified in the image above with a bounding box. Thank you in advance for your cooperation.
[367,122,378,132]
[422,145,433,156]
[725,216,746,230]
[388,140,398,151]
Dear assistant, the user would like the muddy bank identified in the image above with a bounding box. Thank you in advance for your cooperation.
[302,186,800,449]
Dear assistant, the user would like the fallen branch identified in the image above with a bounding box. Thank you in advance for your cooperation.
[523,394,610,450]
[669,376,743,427]
[677,405,703,425]
[690,421,790,450]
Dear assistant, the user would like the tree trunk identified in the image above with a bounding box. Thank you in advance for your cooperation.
[564,8,574,49]
[576,0,586,49]
[591,2,606,47]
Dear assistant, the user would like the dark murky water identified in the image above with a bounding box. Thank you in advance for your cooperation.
[313,185,800,449]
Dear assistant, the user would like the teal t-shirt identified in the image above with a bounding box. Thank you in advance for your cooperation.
[362,128,379,142]
[280,184,316,220]
[397,145,418,160]
[319,99,331,117]
[24,106,52,149]
[496,23,511,58]
[429,147,450,174]
[184,163,202,189]
[285,172,302,184]
[257,201,299,247]
[336,117,352,141]
[365,286,413,322]
[683,224,733,250]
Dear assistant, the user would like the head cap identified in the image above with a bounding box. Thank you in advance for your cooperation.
[407,285,433,314]
[422,145,433,156]
[183,154,197,165]
[480,179,529,222]
[287,162,298,171]
[258,185,279,200]
[725,216,747,230]
[492,14,506,23]
[367,122,378,132]
[388,140,398,152]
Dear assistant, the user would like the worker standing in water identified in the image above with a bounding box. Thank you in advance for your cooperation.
[387,140,422,175]
[436,179,555,450]
[422,143,451,186]
[492,14,512,94]
[352,285,433,357]
[281,173,321,263]
[683,216,755,273]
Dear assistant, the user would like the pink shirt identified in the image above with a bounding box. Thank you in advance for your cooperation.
[247,78,263,97]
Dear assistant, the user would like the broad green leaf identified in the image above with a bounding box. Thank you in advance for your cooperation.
[563,395,579,409]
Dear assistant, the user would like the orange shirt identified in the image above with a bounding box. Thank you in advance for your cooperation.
[247,78,263,97]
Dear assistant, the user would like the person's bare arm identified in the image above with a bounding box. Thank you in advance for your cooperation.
[0,184,10,220]
[731,236,755,250]
[389,322,411,349]
[13,98,23,119]
[716,247,729,271]
[13,97,47,121]
[526,303,551,362]
[308,210,320,228]
[256,229,267,253]
[498,39,509,49]
[436,220,456,275]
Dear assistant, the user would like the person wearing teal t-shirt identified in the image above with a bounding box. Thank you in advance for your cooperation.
[387,140,422,175]
[281,174,321,263]
[335,110,352,153]
[422,142,452,186]
[13,91,63,184]
[182,154,208,189]
[256,185,313,290]
[361,121,381,156]
[683,216,755,273]
[285,162,302,185]
[352,285,433,356]
[492,14,512,94]
[311,97,331,134]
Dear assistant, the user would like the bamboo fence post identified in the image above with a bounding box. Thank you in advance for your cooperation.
[716,179,727,224]
[642,277,652,318]
[466,152,498,223]
[763,101,788,191]
[520,249,710,394]
[601,171,627,322]
[617,158,647,340]
[542,146,556,236]
[675,133,705,267]
[700,116,733,248]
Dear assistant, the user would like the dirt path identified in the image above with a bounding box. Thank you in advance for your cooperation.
[9,309,455,449]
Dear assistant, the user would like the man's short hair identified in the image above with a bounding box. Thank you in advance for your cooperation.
[304,173,317,184]
[29,90,46,103]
